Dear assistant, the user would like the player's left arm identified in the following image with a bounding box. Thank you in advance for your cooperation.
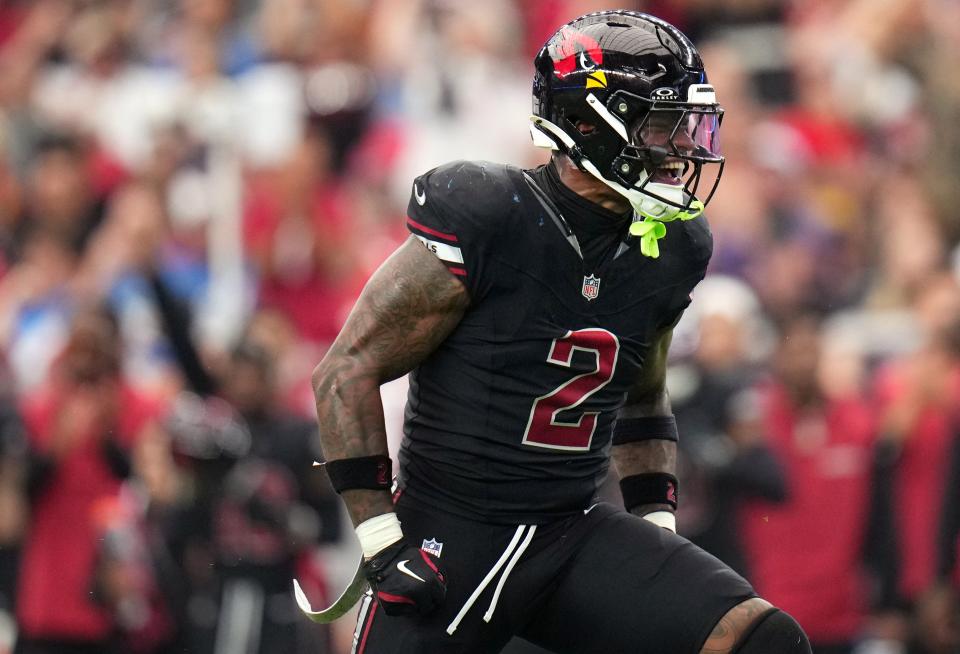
[611,326,679,530]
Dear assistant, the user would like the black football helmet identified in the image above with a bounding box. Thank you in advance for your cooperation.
[531,11,723,233]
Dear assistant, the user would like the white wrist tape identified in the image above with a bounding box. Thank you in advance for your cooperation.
[642,510,676,533]
[355,512,404,558]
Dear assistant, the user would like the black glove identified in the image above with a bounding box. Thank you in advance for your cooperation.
[363,540,446,616]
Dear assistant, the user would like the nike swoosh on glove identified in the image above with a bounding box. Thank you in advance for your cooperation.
[362,540,446,616]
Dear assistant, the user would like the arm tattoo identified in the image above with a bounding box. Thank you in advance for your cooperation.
[313,236,469,525]
[701,598,773,653]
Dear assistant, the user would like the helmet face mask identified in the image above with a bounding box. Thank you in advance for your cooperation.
[616,92,724,218]
[531,11,724,223]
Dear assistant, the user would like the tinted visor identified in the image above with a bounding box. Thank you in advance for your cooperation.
[631,107,722,162]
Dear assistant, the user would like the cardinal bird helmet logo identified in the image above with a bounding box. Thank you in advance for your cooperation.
[551,28,607,89]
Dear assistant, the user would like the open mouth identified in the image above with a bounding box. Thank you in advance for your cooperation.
[649,160,685,185]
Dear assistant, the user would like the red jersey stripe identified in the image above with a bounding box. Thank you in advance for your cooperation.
[447,267,467,276]
[376,591,417,605]
[407,217,459,242]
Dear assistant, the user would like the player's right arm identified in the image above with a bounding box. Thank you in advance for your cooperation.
[313,235,468,525]
[312,235,469,614]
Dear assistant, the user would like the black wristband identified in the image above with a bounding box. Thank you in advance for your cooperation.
[611,415,678,445]
[619,473,678,511]
[325,455,392,493]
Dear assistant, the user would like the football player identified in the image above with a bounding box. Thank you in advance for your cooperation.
[311,11,812,654]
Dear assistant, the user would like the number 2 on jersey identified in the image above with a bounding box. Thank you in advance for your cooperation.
[522,328,620,451]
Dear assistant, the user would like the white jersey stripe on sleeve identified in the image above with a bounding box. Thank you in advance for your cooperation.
[414,235,465,264]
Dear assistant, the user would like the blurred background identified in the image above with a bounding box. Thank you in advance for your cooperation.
[0,0,958,653]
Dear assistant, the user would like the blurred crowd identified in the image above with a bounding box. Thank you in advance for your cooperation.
[0,0,957,653]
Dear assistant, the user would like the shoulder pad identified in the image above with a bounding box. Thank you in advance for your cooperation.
[414,160,516,212]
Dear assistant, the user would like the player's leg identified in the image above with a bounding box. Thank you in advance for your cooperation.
[701,597,810,653]
[520,504,807,654]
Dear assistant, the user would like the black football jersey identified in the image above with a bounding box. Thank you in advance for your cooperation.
[400,161,711,523]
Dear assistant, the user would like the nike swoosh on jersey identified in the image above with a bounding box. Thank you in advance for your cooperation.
[396,560,426,583]
[414,183,427,206]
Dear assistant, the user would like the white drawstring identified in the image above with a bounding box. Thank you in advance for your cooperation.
[483,525,536,623]
[446,525,529,635]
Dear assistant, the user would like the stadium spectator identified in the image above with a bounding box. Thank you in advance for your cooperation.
[140,238,341,654]
[871,274,960,653]
[208,342,339,654]
[742,315,878,654]
[873,275,960,598]
[243,126,356,345]
[14,304,167,654]
[671,276,786,577]
[157,342,340,654]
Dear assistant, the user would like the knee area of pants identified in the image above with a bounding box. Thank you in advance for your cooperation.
[731,609,812,654]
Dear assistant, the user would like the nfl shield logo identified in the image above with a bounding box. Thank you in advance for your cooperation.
[421,538,443,558]
[582,275,601,301]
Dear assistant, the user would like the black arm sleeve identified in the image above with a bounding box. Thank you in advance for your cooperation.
[937,431,960,580]
[862,438,903,610]
[147,272,218,396]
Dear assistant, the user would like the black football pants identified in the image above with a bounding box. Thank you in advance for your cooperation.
[350,495,755,654]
